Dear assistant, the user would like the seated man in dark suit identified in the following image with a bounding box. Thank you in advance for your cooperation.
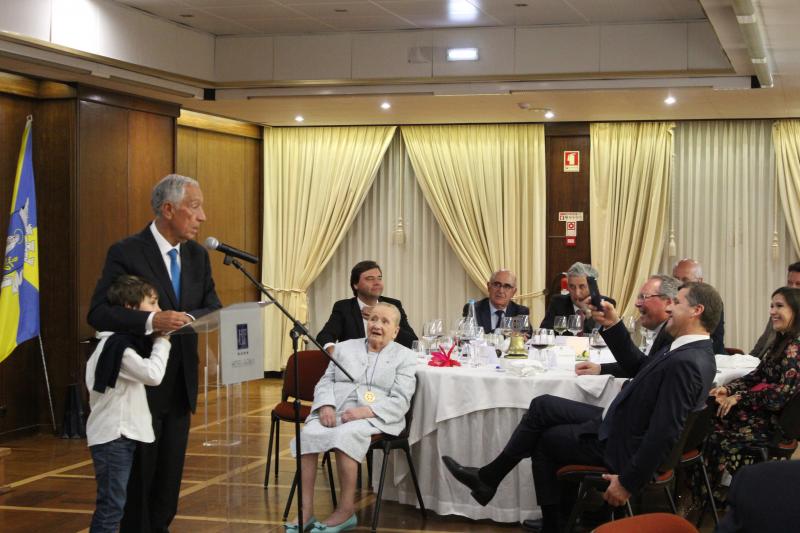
[442,282,720,533]
[540,262,615,334]
[462,269,529,333]
[673,258,726,354]
[715,460,800,533]
[575,274,680,378]
[751,261,800,358]
[317,260,417,352]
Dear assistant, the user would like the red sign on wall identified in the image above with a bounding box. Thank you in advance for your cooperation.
[565,236,577,247]
[563,151,580,173]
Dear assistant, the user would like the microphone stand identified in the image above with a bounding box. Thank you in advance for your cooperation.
[221,255,354,529]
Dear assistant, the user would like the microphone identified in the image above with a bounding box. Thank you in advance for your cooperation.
[204,236,259,264]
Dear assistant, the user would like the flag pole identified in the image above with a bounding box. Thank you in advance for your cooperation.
[37,335,56,432]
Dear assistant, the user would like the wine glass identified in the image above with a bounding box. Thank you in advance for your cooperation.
[567,314,584,336]
[589,328,606,360]
[529,327,550,364]
[516,315,530,336]
[554,315,568,336]
[500,316,514,337]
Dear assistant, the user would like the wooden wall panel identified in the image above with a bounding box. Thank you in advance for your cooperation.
[127,110,175,233]
[77,101,129,341]
[34,99,78,431]
[176,126,262,307]
[0,94,39,437]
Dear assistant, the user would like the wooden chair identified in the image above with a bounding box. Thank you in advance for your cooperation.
[592,512,699,532]
[676,398,718,527]
[557,409,703,532]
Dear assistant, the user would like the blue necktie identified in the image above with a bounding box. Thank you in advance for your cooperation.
[167,248,181,301]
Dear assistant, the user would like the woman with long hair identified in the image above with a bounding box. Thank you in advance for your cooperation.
[707,286,800,480]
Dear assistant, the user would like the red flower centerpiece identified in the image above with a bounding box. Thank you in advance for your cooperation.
[428,343,460,367]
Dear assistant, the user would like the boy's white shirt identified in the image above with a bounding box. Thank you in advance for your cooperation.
[85,332,171,446]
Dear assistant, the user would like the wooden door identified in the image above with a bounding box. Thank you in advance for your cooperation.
[545,124,591,307]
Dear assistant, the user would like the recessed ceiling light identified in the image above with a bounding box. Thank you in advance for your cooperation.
[294,115,304,122]
[544,110,555,119]
[380,101,391,110]
[664,95,676,105]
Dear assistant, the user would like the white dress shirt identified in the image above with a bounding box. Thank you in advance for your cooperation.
[85,332,171,446]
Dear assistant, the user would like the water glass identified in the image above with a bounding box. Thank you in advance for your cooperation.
[500,316,514,337]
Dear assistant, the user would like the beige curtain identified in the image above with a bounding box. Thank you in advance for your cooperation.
[774,120,800,257]
[401,124,546,319]
[590,122,675,317]
[308,133,483,338]
[262,126,396,370]
[665,120,796,351]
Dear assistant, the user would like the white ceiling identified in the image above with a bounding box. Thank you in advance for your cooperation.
[114,0,708,36]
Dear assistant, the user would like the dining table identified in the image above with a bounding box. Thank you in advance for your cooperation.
[372,349,760,523]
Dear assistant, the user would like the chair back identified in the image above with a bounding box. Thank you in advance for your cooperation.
[658,408,703,473]
[592,512,699,532]
[282,350,330,403]
[682,400,714,453]
[777,392,800,441]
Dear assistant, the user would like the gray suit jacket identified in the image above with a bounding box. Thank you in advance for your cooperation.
[309,339,417,436]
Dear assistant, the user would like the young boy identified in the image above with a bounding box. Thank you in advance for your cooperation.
[85,275,170,533]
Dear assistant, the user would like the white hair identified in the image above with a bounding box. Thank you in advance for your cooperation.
[151,174,199,216]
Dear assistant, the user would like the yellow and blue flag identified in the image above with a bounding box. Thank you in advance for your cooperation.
[0,117,39,363]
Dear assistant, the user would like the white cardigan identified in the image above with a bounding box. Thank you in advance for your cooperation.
[309,338,417,436]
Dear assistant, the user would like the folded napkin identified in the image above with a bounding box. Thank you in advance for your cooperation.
[506,360,546,377]
[575,374,614,398]
[716,353,760,369]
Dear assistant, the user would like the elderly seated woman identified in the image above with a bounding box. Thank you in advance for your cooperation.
[706,286,800,486]
[286,302,417,533]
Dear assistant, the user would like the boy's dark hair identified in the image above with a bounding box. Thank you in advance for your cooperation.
[789,261,800,274]
[350,260,381,295]
[107,275,157,308]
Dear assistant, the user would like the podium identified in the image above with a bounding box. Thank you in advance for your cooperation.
[172,301,268,447]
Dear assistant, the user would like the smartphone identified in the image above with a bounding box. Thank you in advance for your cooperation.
[587,276,603,309]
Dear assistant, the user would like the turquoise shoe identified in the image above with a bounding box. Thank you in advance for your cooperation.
[309,514,357,533]
[284,515,317,532]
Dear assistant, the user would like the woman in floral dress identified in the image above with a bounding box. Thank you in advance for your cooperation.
[707,286,800,480]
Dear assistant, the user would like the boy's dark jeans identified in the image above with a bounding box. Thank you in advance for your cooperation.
[90,437,138,533]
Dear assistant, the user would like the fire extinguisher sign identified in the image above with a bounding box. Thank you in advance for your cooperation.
[563,151,580,172]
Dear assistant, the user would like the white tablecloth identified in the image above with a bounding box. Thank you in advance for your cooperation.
[375,353,759,523]
[375,357,624,523]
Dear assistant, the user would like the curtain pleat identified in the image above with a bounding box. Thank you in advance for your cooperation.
[400,124,547,318]
[307,133,483,338]
[590,122,675,317]
[774,120,800,257]
[663,120,797,351]
[261,125,396,370]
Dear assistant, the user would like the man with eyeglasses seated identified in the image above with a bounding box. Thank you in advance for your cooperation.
[672,258,726,354]
[540,262,615,334]
[576,274,680,378]
[463,269,529,334]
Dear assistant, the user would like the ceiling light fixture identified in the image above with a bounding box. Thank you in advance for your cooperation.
[447,47,479,62]
[294,115,304,122]
[544,110,555,119]
[664,95,676,105]
[380,101,391,110]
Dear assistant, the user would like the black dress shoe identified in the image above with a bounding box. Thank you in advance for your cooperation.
[441,456,496,506]
[521,519,543,532]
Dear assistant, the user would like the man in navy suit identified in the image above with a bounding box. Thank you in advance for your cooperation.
[317,260,417,352]
[442,282,720,532]
[540,262,615,334]
[88,174,222,532]
[462,269,529,333]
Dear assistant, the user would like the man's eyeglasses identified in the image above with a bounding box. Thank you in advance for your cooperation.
[636,293,666,302]
[490,281,515,291]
